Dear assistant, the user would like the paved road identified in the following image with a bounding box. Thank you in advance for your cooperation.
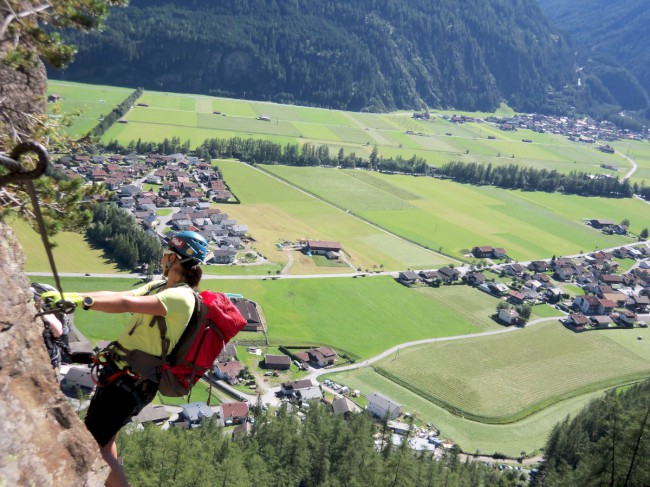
[618,149,638,180]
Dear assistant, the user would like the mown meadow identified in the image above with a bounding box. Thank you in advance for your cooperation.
[260,165,647,261]
[47,81,134,137]
[373,321,650,423]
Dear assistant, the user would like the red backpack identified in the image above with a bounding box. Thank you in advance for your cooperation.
[117,289,247,397]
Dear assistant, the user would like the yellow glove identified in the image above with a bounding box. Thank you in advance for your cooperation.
[40,291,83,309]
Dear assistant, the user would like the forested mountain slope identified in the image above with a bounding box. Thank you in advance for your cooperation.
[55,0,575,113]
[538,0,650,114]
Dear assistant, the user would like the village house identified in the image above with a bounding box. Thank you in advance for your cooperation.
[498,308,520,325]
[463,271,486,286]
[438,267,460,284]
[366,392,402,420]
[627,294,650,313]
[331,396,359,417]
[616,310,637,327]
[504,263,526,277]
[565,312,590,332]
[574,295,601,315]
[280,379,315,398]
[528,260,549,273]
[179,402,214,427]
[131,404,170,426]
[213,360,245,384]
[221,402,249,425]
[306,347,337,367]
[419,270,442,286]
[398,271,421,285]
[590,315,613,329]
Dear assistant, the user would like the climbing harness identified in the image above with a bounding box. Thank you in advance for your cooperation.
[0,142,75,315]
[90,349,139,388]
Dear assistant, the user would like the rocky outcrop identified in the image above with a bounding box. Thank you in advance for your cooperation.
[0,222,106,485]
[0,42,47,151]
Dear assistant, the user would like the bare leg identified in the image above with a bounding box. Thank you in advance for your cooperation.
[101,434,129,487]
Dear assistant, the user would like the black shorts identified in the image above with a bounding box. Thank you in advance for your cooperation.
[84,366,158,447]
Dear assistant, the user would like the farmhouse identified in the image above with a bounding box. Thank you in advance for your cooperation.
[305,240,343,258]
[366,392,402,420]
[472,246,494,258]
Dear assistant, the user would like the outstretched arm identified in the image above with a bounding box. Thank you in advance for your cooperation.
[41,291,167,316]
[87,294,166,316]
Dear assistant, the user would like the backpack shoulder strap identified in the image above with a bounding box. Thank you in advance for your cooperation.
[149,285,199,364]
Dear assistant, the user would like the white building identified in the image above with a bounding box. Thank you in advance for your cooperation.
[366,392,402,420]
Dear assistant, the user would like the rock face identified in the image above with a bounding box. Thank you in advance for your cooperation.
[0,44,47,150]
[0,223,106,485]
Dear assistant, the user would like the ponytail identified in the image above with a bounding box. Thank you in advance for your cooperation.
[181,260,202,289]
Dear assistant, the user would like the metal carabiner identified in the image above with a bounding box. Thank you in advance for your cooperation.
[0,141,49,187]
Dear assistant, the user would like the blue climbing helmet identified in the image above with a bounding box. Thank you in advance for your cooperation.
[168,230,208,264]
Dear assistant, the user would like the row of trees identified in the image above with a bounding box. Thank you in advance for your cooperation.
[88,87,143,138]
[436,161,641,198]
[105,136,431,175]
[86,203,162,270]
[104,136,650,201]
[118,402,526,487]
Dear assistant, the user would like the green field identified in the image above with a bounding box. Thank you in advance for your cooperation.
[216,159,450,271]
[372,321,650,423]
[9,218,122,273]
[35,276,502,358]
[47,81,133,137]
[262,165,647,261]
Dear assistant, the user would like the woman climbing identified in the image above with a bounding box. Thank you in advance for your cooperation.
[43,230,208,487]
